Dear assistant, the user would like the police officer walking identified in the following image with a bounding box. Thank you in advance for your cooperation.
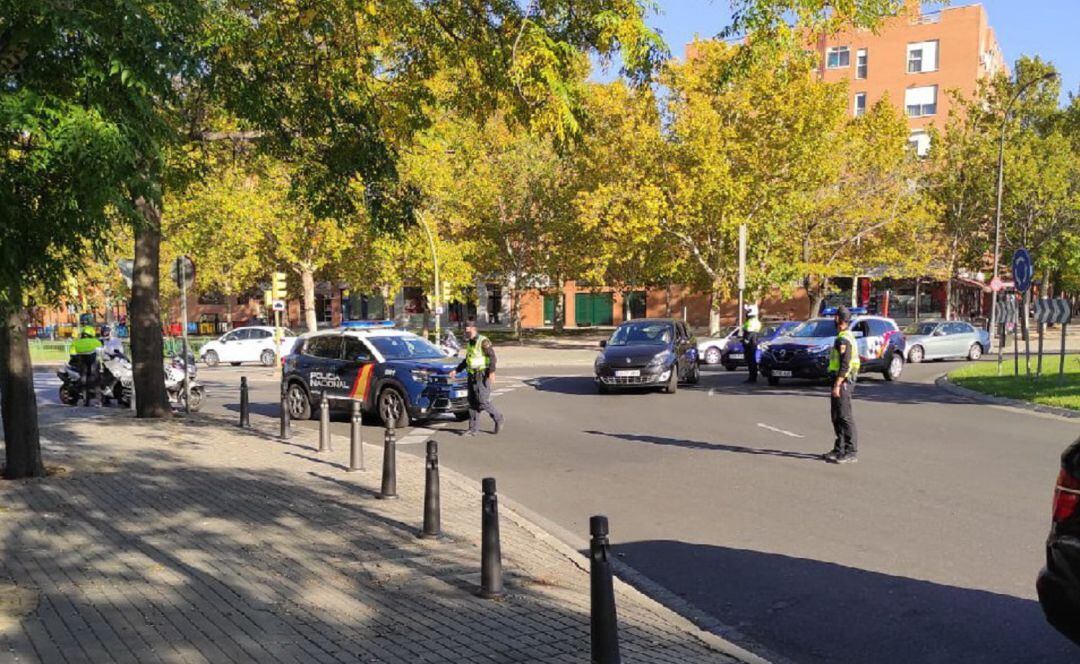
[824,306,859,464]
[71,325,103,406]
[453,318,504,437]
[741,305,762,383]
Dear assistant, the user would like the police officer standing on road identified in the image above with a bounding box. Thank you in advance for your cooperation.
[453,318,504,437]
[741,305,763,383]
[71,325,103,406]
[824,306,859,464]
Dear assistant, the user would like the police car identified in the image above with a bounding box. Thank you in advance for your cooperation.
[281,321,468,428]
[758,308,906,386]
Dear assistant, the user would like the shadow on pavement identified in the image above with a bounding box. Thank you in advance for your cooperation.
[614,540,1078,664]
[584,430,821,461]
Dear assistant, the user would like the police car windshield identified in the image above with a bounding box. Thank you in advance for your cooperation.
[367,334,445,360]
[608,322,672,347]
[904,322,938,336]
[790,319,838,338]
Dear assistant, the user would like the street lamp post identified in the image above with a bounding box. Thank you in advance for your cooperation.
[417,211,441,344]
[989,71,1057,350]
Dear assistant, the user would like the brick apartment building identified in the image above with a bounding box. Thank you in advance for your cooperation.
[816,1,1006,155]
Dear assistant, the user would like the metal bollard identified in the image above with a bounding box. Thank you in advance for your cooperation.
[479,477,503,598]
[239,376,250,428]
[377,425,397,499]
[348,400,364,472]
[419,440,440,539]
[279,388,291,439]
[590,515,621,664]
[318,397,331,452]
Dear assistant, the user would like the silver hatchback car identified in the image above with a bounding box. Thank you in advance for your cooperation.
[903,320,990,363]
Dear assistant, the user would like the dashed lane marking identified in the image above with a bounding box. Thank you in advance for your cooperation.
[756,423,804,438]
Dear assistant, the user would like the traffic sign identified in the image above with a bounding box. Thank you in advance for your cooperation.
[435,306,445,315]
[999,297,1019,324]
[1034,298,1072,325]
[1012,248,1032,293]
[170,256,195,289]
[117,259,134,288]
[989,276,1003,293]
[272,300,286,312]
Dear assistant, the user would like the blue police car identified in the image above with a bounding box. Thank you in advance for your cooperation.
[719,321,800,371]
[281,321,468,428]
[758,308,906,386]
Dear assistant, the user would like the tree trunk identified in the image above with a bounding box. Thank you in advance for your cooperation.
[708,289,720,336]
[914,279,922,323]
[1,285,45,479]
[301,268,317,333]
[810,277,830,320]
[945,277,953,321]
[552,277,565,332]
[225,297,233,331]
[131,198,170,418]
[510,284,522,342]
[664,283,672,317]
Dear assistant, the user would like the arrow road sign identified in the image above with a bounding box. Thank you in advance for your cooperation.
[1034,298,1073,325]
[1012,248,1032,293]
[999,297,1019,324]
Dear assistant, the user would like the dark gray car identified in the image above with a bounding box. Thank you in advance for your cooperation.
[594,319,699,393]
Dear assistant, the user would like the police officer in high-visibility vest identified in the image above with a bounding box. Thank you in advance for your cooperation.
[70,325,103,406]
[453,317,504,437]
[741,304,763,383]
[824,306,860,464]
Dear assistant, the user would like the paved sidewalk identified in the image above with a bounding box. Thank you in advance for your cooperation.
[0,406,753,664]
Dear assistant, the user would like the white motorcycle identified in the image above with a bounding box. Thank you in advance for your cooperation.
[164,355,204,411]
[57,350,133,407]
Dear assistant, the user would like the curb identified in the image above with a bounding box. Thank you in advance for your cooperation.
[935,374,1079,420]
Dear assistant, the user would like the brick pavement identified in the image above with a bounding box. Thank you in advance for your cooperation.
[0,406,757,664]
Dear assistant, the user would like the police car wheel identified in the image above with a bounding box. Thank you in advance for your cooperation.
[883,353,903,382]
[287,383,312,420]
[260,349,275,367]
[379,388,409,429]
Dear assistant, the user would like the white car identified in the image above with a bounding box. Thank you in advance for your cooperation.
[697,326,739,365]
[199,326,299,367]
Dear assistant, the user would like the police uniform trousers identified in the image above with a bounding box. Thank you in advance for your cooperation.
[467,372,504,433]
[830,380,857,456]
[745,340,758,381]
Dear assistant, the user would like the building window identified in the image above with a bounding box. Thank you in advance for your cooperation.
[907,40,938,73]
[904,85,937,117]
[826,46,850,69]
[856,49,868,79]
[908,130,931,157]
[853,93,867,117]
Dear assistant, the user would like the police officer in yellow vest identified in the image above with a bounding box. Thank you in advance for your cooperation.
[741,304,763,383]
[453,317,504,437]
[824,306,860,464]
[70,325,103,406]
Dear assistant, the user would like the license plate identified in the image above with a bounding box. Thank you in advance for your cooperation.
[729,353,744,360]
[453,389,468,398]
[615,369,640,377]
[772,370,792,377]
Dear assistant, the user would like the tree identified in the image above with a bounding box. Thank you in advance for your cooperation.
[0,0,206,476]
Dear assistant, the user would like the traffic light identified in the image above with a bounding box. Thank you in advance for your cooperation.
[271,272,287,300]
[264,289,273,309]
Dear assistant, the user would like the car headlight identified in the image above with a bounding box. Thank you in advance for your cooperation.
[595,354,607,370]
[646,352,672,368]
[758,342,770,352]
[411,368,432,382]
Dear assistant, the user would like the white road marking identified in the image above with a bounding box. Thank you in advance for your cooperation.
[756,423,804,439]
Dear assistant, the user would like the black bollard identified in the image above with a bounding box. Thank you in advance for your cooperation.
[279,388,291,439]
[348,400,364,472]
[318,397,331,452]
[377,425,397,499]
[239,376,250,428]
[479,477,503,598]
[590,515,621,664]
[419,440,441,539]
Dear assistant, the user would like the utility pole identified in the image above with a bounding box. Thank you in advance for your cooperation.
[418,211,441,343]
[176,256,192,414]
[737,224,746,327]
[990,71,1058,350]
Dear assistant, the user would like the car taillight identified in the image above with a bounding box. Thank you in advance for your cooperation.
[1052,469,1080,524]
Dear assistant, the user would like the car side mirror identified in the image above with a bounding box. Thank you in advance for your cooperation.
[599,340,607,348]
[933,329,945,336]
[354,353,372,363]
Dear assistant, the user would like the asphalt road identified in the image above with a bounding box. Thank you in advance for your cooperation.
[55,357,1080,664]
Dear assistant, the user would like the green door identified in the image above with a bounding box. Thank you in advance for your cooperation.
[543,294,556,326]
[575,292,613,327]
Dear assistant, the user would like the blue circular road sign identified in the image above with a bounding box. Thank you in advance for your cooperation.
[1012,248,1032,293]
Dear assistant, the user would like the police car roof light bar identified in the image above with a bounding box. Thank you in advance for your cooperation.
[821,307,867,316]
[341,320,396,329]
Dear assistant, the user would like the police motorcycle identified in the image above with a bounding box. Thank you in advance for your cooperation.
[440,329,462,357]
[164,355,204,411]
[57,348,133,407]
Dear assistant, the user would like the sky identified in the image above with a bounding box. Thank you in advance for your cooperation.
[592,1,1079,104]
